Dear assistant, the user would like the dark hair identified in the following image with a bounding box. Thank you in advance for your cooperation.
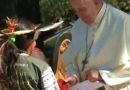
[0,40,19,88]
[14,18,35,50]
[1,40,18,73]
[51,32,72,73]
[57,32,72,46]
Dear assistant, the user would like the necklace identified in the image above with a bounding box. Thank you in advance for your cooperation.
[81,28,94,71]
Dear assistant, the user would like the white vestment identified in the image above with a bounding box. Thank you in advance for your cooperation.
[63,2,130,89]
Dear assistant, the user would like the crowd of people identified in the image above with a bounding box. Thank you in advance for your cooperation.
[0,0,130,90]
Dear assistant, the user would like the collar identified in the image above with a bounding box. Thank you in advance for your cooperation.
[89,2,107,30]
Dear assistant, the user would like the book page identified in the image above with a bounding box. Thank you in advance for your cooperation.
[69,80,111,90]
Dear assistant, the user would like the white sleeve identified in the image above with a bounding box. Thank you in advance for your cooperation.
[99,63,130,86]
[42,67,59,90]
[99,16,130,86]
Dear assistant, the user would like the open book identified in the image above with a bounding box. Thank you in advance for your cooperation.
[69,80,111,90]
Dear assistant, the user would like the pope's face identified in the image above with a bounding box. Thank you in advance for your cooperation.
[71,0,99,25]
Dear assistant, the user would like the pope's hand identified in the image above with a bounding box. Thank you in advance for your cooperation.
[85,69,102,82]
[64,76,77,86]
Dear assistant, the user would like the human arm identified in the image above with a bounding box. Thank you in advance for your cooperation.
[42,66,59,90]
[62,57,80,86]
[64,75,78,86]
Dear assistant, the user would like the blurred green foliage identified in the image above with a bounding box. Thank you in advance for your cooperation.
[39,0,130,27]
[106,0,130,12]
[40,0,77,27]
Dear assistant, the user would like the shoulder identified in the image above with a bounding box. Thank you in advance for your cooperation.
[71,18,87,36]
[18,53,49,72]
[107,3,130,21]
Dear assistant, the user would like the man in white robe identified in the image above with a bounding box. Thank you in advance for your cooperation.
[62,0,130,89]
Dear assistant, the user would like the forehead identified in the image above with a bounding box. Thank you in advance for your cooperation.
[71,0,92,4]
[71,0,92,8]
[71,0,83,6]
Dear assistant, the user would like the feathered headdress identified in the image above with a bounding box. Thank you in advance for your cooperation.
[0,17,64,42]
[0,17,40,42]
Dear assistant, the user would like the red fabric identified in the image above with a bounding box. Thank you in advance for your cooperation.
[57,79,68,90]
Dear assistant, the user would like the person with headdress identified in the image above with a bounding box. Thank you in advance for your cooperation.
[0,18,59,90]
[13,18,48,63]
